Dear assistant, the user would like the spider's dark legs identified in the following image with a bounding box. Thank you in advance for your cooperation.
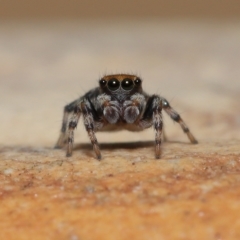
[66,106,81,157]
[55,101,79,149]
[161,98,198,144]
[152,97,163,159]
[81,101,101,160]
[137,95,163,159]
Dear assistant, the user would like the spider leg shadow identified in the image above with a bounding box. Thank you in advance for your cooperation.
[73,140,191,151]
[74,141,153,151]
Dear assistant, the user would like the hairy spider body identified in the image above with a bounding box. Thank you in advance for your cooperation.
[55,74,197,159]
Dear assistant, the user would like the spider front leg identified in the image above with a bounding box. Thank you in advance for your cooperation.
[135,95,163,158]
[55,100,80,149]
[161,98,198,144]
[80,100,101,160]
[152,97,163,159]
[66,106,81,157]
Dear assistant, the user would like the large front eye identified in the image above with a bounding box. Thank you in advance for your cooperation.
[108,78,120,91]
[121,78,134,90]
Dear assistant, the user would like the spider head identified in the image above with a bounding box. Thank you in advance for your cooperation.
[99,74,143,100]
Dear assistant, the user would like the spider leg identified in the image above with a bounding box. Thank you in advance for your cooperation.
[66,106,81,157]
[137,95,163,159]
[80,100,101,160]
[55,100,80,148]
[152,97,163,159]
[161,98,198,144]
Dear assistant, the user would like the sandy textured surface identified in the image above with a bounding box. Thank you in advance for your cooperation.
[0,20,240,239]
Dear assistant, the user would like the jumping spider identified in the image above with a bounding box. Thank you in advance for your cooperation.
[55,74,197,159]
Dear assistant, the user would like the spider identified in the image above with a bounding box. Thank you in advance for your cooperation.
[55,74,197,159]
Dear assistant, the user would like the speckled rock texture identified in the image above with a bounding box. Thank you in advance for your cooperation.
[0,21,240,240]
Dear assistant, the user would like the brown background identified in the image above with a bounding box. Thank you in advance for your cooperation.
[1,0,240,20]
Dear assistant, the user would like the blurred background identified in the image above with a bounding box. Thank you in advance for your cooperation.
[1,0,240,20]
[0,1,239,146]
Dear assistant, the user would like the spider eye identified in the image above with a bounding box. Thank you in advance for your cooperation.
[121,78,134,90]
[108,78,120,91]
[134,78,142,86]
[99,79,107,87]
[162,100,169,107]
